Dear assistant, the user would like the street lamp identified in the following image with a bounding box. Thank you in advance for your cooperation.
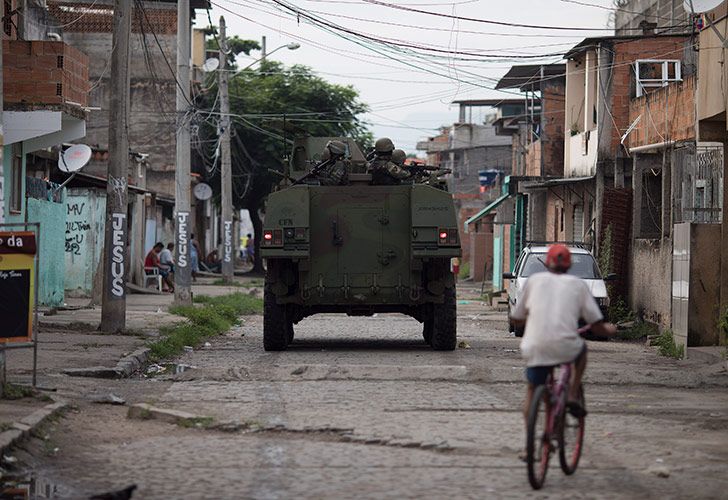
[233,42,301,75]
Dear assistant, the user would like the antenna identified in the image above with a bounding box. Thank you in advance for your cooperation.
[55,144,92,192]
[202,57,220,73]
[58,144,92,173]
[684,0,728,47]
[683,0,722,13]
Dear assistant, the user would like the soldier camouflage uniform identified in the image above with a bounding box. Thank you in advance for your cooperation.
[369,138,411,185]
[317,140,349,186]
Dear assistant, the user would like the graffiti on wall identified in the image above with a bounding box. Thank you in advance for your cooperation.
[65,201,91,255]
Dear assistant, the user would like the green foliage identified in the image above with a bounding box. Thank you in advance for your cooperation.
[458,261,470,280]
[195,60,372,212]
[609,297,635,324]
[1,383,36,400]
[204,27,261,69]
[178,416,214,429]
[718,307,728,346]
[150,293,262,361]
[617,320,655,341]
[654,329,684,359]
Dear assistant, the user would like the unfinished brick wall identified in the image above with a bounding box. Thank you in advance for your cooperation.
[628,75,696,148]
[604,36,691,157]
[48,1,177,34]
[541,82,565,177]
[3,40,89,107]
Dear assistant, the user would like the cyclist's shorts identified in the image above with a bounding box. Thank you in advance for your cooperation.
[525,344,587,386]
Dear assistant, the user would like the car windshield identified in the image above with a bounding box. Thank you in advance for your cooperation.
[520,252,601,279]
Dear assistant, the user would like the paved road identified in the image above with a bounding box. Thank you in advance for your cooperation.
[12,310,728,499]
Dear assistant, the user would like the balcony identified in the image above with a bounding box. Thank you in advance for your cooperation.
[3,40,89,112]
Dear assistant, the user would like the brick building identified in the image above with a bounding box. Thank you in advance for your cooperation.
[514,33,694,312]
[2,0,91,305]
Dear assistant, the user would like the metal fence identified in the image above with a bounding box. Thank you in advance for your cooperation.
[674,144,723,224]
[25,176,64,204]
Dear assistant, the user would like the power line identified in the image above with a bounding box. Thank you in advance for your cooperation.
[361,0,688,31]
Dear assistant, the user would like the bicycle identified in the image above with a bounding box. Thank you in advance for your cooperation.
[525,353,586,490]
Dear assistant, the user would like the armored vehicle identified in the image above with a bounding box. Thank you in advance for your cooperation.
[261,137,461,351]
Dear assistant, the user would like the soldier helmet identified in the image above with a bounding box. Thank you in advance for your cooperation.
[326,140,347,157]
[391,149,406,165]
[320,148,331,161]
[374,137,395,154]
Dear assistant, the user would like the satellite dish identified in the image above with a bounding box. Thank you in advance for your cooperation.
[193,182,213,201]
[683,0,722,13]
[202,57,220,72]
[58,144,92,173]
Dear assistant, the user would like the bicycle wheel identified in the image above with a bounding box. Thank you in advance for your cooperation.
[559,384,585,475]
[526,384,552,490]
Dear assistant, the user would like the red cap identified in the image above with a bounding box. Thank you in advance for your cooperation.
[545,244,571,272]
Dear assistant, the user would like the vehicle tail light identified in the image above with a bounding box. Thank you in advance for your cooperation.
[439,228,457,245]
[273,229,283,246]
[295,227,306,240]
[263,230,275,247]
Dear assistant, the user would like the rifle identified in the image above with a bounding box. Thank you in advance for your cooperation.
[407,164,451,177]
[291,157,336,186]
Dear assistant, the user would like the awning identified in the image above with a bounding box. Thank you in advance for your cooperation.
[464,193,511,230]
[521,175,594,189]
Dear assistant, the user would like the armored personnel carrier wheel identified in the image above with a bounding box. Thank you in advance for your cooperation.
[430,286,456,351]
[422,319,433,345]
[287,322,295,345]
[264,285,289,351]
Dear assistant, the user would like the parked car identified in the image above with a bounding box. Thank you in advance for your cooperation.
[503,243,615,337]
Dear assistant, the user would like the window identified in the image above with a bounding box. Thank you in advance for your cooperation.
[634,60,682,97]
[520,253,600,279]
[572,205,584,242]
[640,168,662,238]
[9,143,23,214]
[3,1,12,37]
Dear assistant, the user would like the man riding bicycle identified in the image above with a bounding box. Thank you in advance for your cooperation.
[510,244,617,427]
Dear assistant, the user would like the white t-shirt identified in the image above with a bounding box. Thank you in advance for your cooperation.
[159,248,174,266]
[511,272,603,367]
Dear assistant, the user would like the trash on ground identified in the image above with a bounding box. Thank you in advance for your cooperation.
[91,393,126,405]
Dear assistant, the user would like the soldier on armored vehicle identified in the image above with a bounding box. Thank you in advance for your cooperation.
[316,140,349,186]
[368,138,412,185]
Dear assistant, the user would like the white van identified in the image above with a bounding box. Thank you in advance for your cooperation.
[503,244,615,337]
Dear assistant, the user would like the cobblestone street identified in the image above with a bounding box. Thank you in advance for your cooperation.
[7,301,728,499]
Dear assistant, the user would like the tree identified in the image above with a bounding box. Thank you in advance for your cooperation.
[193,60,372,274]
[203,26,260,69]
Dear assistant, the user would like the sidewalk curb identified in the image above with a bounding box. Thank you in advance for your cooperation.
[63,347,151,379]
[0,401,67,456]
[127,403,210,426]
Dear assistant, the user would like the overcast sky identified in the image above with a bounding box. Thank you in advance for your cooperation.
[199,0,615,153]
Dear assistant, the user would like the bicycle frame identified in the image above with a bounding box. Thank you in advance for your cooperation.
[545,363,572,434]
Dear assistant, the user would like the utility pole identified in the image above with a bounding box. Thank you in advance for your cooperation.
[219,16,234,284]
[0,1,5,395]
[100,0,132,333]
[261,35,267,61]
[174,0,193,305]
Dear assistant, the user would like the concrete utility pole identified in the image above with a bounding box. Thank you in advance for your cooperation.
[219,16,234,284]
[100,0,132,333]
[261,35,267,61]
[0,1,5,394]
[174,0,193,305]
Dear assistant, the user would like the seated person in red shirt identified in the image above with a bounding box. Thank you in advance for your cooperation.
[144,242,174,292]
